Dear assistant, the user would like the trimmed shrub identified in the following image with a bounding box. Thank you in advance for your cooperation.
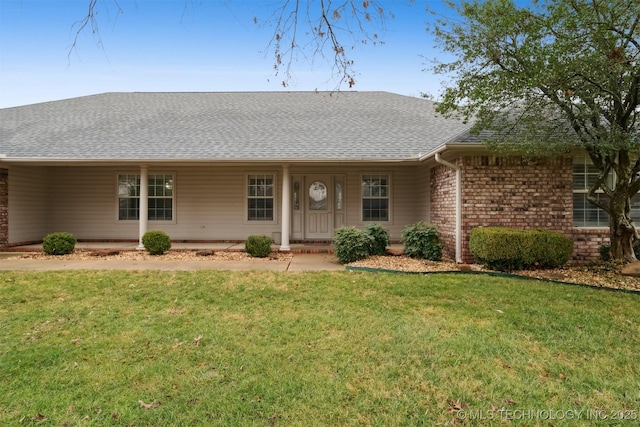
[333,227,374,264]
[365,223,390,256]
[599,243,611,261]
[42,232,77,255]
[142,230,172,255]
[469,228,521,271]
[401,222,443,261]
[528,229,575,268]
[245,235,273,258]
[469,227,573,271]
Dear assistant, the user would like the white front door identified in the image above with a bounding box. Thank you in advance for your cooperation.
[305,176,333,239]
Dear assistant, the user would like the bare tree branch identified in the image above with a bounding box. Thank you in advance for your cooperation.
[68,0,124,64]
[70,0,389,89]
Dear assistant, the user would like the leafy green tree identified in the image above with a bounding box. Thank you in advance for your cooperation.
[430,0,640,262]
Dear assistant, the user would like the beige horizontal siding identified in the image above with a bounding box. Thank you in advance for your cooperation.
[415,164,431,223]
[46,166,282,241]
[158,167,281,240]
[50,167,122,238]
[8,165,50,243]
[339,165,425,241]
[9,164,430,243]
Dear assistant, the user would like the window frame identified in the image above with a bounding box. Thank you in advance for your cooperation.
[572,156,639,228]
[361,173,391,223]
[245,173,277,223]
[117,173,141,222]
[116,172,176,224]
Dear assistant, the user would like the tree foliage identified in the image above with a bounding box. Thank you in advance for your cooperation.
[430,0,640,262]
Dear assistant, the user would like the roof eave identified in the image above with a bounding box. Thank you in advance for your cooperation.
[417,142,486,162]
[0,156,423,166]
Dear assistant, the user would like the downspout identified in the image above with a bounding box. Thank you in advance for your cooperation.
[434,153,462,263]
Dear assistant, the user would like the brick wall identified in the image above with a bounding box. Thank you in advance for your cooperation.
[572,229,610,262]
[430,155,608,263]
[0,169,7,248]
[430,160,459,261]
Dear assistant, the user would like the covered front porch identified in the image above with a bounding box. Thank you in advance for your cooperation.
[3,162,429,252]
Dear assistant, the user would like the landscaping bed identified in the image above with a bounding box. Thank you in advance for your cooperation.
[348,255,640,292]
[18,250,293,262]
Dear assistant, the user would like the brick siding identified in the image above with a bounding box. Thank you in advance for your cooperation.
[430,159,460,261]
[572,229,610,262]
[430,155,609,263]
[0,169,7,248]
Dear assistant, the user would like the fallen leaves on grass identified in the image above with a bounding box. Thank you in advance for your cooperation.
[138,400,159,409]
[448,400,465,412]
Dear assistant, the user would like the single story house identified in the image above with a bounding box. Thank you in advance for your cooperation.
[1,91,634,262]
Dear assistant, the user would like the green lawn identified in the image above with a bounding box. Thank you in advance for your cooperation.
[1,270,638,426]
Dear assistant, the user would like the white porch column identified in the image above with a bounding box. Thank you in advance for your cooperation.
[280,164,291,251]
[137,165,149,250]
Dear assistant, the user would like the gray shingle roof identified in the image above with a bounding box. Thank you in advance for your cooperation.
[0,91,473,161]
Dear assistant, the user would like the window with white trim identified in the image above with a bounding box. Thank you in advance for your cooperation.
[118,174,140,221]
[148,174,174,220]
[118,173,174,221]
[573,156,640,227]
[362,174,389,221]
[247,174,274,221]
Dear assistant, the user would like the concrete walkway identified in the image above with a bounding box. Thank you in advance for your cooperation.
[0,249,345,272]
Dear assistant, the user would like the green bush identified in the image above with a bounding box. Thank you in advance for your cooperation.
[333,227,374,264]
[469,227,573,271]
[599,243,611,261]
[245,235,273,258]
[365,223,390,256]
[142,230,172,255]
[42,232,77,255]
[600,241,640,261]
[401,222,443,261]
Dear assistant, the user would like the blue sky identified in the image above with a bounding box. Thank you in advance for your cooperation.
[0,0,451,108]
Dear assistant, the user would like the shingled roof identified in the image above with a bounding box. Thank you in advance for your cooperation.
[0,91,473,162]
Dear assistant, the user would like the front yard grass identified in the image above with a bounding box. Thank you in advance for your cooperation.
[1,270,639,426]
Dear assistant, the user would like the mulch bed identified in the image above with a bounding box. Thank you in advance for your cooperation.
[348,255,640,292]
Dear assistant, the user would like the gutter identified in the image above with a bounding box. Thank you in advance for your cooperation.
[417,143,482,163]
[434,152,463,263]
[0,157,419,165]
